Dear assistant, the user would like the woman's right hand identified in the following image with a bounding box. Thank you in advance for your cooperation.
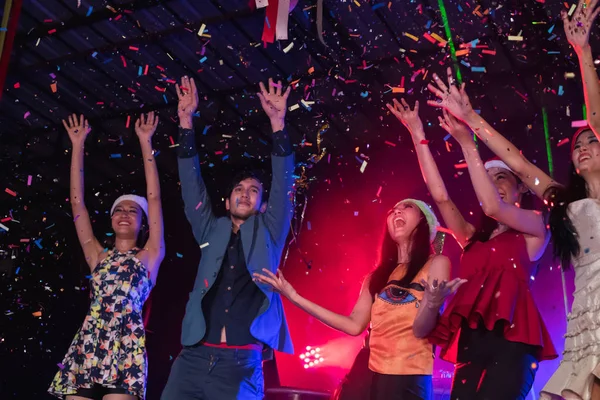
[439,109,473,145]
[253,269,298,300]
[62,114,91,146]
[562,0,600,53]
[386,98,424,136]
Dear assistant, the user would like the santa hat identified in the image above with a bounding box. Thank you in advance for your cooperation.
[570,126,592,154]
[484,156,513,173]
[393,199,440,243]
[110,194,148,218]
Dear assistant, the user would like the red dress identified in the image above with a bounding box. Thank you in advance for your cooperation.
[429,230,557,363]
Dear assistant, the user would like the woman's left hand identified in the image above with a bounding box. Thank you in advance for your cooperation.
[427,67,474,122]
[135,111,159,140]
[420,277,467,309]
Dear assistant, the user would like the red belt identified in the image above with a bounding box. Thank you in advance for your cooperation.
[202,342,263,351]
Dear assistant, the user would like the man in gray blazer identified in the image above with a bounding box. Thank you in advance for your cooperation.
[161,76,295,400]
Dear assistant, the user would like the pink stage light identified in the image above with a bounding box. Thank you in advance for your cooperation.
[300,345,324,369]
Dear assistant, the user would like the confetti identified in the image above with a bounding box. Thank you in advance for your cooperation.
[360,160,367,173]
[403,32,419,42]
[283,42,294,53]
[200,242,209,249]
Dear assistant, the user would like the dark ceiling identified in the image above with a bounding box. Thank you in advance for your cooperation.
[1,0,593,196]
[0,1,595,397]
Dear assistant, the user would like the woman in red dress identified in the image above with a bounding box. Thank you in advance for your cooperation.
[387,89,557,399]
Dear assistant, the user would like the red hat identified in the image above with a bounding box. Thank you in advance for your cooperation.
[570,126,592,154]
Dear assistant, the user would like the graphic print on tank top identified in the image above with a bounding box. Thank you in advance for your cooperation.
[369,265,433,376]
[377,281,424,307]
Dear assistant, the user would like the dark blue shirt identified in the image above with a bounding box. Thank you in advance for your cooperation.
[201,230,265,345]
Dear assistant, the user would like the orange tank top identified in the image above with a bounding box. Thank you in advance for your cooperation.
[368,262,433,375]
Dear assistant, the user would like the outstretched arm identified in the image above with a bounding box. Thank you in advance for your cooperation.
[257,78,295,249]
[136,112,165,283]
[387,99,474,248]
[253,269,373,336]
[436,109,548,240]
[428,67,557,200]
[563,0,600,135]
[413,255,465,338]
[64,115,104,271]
[176,76,217,245]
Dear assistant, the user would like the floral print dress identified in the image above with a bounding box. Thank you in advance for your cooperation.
[48,248,153,399]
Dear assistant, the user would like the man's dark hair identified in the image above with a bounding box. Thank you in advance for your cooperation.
[227,169,271,204]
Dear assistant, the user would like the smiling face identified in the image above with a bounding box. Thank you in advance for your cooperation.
[572,129,600,176]
[487,167,525,206]
[226,177,264,220]
[111,200,143,239]
[386,202,423,243]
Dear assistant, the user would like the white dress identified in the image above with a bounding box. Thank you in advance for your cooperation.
[541,199,600,400]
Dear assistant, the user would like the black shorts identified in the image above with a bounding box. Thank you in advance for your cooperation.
[75,384,136,400]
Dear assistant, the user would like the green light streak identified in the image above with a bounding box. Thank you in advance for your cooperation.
[542,108,554,178]
[437,0,462,84]
[583,104,587,120]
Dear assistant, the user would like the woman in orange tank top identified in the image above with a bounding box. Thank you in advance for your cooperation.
[254,199,465,400]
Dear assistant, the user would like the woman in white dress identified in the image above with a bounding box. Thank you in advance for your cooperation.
[424,1,600,397]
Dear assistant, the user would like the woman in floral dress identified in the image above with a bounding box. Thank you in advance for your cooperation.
[48,112,165,400]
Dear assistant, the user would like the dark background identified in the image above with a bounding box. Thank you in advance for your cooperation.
[0,0,590,398]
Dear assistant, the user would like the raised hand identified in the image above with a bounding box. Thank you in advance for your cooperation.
[62,114,91,146]
[563,0,600,52]
[258,78,291,131]
[427,67,474,122]
[176,76,199,129]
[386,98,424,135]
[253,268,298,300]
[135,111,159,140]
[420,276,467,309]
[438,109,473,145]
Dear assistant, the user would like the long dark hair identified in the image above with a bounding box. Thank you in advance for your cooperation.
[465,173,537,251]
[368,212,433,297]
[545,163,587,270]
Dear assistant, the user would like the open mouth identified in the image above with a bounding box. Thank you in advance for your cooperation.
[118,221,131,226]
[393,217,405,228]
[238,201,251,207]
[579,154,591,163]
